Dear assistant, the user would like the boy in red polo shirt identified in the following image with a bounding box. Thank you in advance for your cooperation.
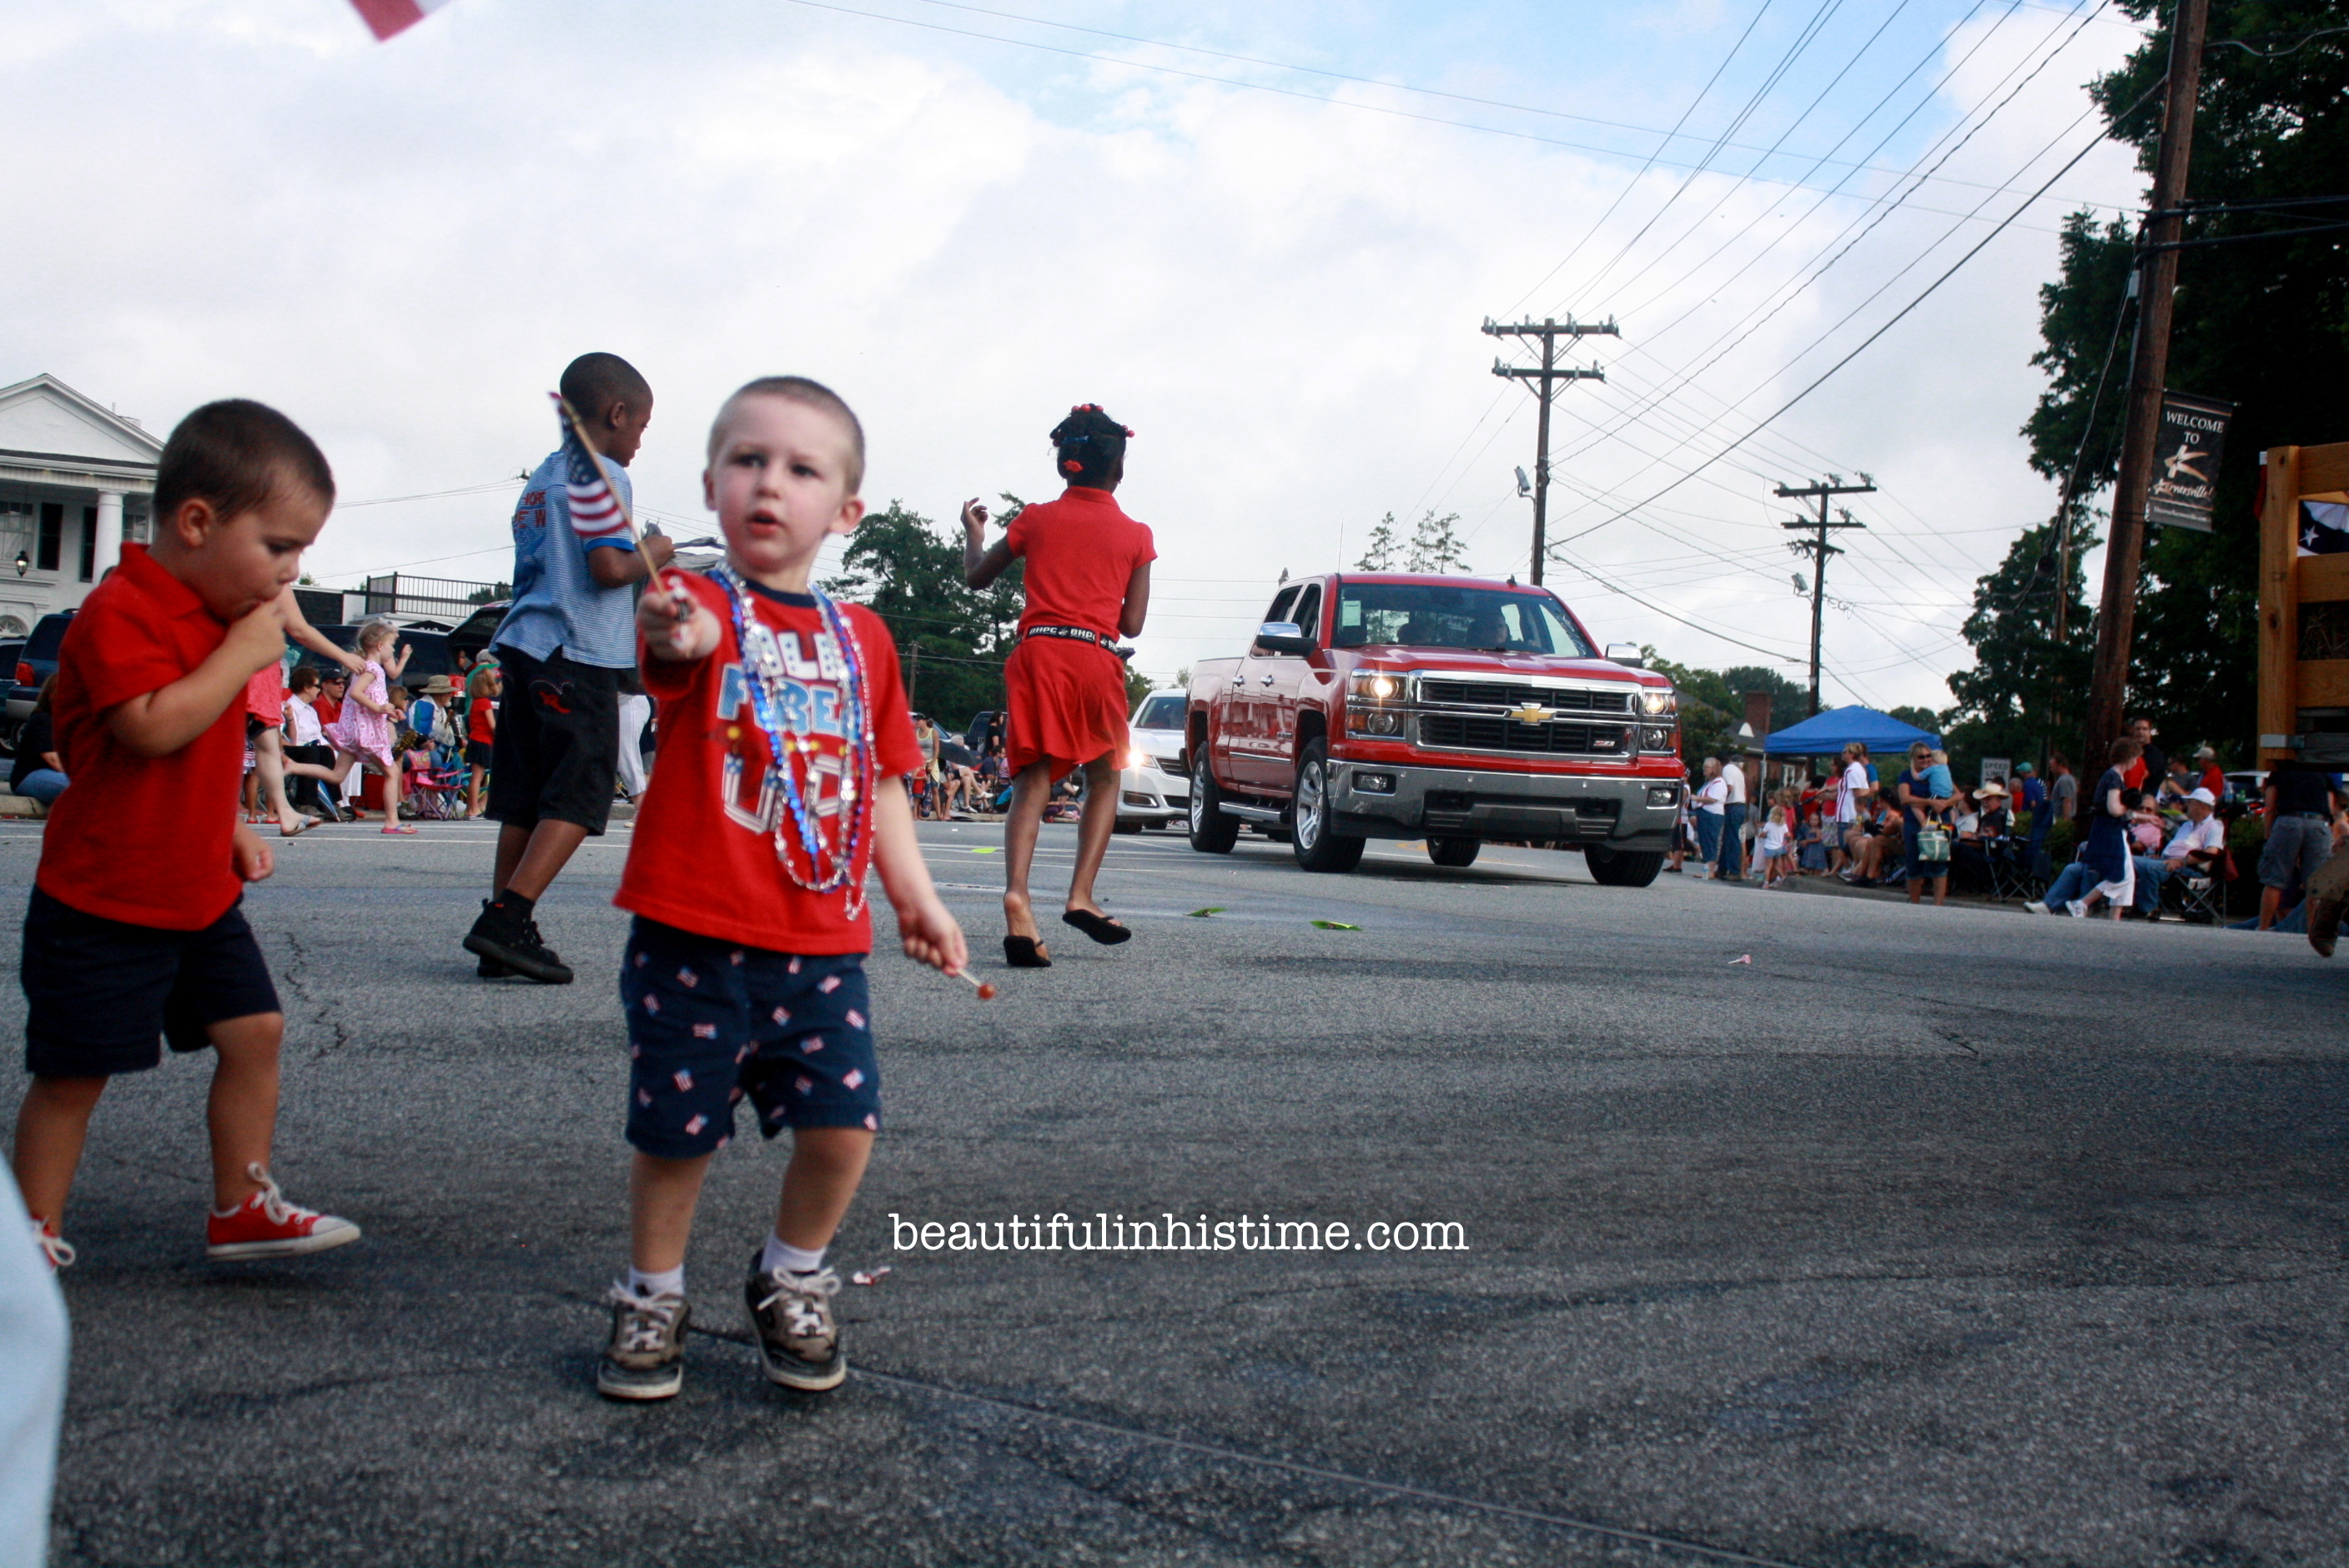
[10,400,360,1269]
[592,375,963,1402]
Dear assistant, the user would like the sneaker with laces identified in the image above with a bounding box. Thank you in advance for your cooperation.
[744,1256,844,1390]
[2021,901,2050,915]
[28,1217,73,1272]
[2065,899,2090,918]
[596,1285,691,1400]
[205,1163,361,1260]
[463,897,572,985]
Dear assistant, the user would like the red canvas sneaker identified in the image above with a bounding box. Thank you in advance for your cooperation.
[205,1164,361,1261]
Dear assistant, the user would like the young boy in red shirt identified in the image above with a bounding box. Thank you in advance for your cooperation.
[596,376,965,1400]
[10,400,360,1268]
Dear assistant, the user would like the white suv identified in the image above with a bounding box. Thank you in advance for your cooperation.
[1115,690,1190,832]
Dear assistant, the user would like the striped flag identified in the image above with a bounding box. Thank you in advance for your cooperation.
[552,394,632,541]
[349,0,454,41]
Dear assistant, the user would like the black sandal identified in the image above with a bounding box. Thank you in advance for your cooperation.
[1003,936,1052,968]
[1060,909,1133,946]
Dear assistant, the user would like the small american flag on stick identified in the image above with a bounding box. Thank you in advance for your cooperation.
[551,394,636,543]
[349,0,454,41]
[549,393,697,632]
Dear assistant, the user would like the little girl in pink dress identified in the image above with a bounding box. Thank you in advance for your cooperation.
[286,620,415,834]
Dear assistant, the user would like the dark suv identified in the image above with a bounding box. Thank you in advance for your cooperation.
[5,611,75,741]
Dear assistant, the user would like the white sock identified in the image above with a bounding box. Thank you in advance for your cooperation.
[626,1264,684,1299]
[762,1235,825,1276]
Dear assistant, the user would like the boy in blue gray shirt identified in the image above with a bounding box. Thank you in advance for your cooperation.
[464,352,674,985]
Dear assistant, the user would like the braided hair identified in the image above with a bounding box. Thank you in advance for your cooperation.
[1049,404,1132,489]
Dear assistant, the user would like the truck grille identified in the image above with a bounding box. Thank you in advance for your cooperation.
[1417,680,1632,712]
[1416,714,1632,756]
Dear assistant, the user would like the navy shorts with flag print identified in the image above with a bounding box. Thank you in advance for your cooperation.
[620,918,883,1159]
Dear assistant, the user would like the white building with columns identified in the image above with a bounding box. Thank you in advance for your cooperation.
[0,374,160,638]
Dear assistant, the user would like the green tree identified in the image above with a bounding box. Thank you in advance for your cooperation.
[1356,513,1400,570]
[1405,510,1468,573]
[1940,520,2096,766]
[822,500,1024,730]
[2018,1,2349,760]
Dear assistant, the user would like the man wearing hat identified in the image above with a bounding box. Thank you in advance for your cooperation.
[411,675,458,751]
[2009,761,2045,820]
[2193,745,2226,802]
[1975,778,2012,838]
[2135,787,2226,918]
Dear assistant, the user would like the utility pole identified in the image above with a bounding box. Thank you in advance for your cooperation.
[1777,475,1876,718]
[2082,0,2208,790]
[1483,316,1617,585]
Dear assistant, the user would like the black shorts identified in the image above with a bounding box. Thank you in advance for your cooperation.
[465,740,495,769]
[485,646,621,834]
[621,919,883,1159]
[21,887,281,1078]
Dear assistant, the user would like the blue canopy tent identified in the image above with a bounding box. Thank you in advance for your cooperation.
[1760,705,1940,756]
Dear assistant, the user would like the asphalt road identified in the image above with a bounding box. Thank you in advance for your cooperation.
[5,816,2346,1567]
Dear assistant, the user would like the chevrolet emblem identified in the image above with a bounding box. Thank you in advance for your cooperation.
[1507,702,1557,725]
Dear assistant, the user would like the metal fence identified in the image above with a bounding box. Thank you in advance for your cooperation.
[360,574,506,622]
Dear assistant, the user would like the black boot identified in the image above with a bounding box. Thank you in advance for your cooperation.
[463,897,573,985]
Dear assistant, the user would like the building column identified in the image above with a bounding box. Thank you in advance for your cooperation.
[92,491,123,581]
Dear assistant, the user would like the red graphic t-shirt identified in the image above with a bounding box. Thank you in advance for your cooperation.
[38,545,246,930]
[616,573,922,954]
[1006,487,1156,637]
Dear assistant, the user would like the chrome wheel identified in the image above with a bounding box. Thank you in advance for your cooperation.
[1190,756,1210,834]
[1296,756,1325,849]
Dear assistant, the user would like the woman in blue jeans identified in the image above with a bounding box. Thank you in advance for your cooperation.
[9,680,65,807]
[1694,757,1725,872]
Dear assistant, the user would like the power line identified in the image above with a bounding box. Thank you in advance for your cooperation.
[1547,93,2142,556]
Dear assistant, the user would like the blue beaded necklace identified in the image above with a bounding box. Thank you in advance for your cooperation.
[711,565,876,914]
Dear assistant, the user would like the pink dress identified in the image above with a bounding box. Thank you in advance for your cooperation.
[324,661,396,770]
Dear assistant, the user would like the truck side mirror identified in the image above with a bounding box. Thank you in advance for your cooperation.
[1604,642,1646,668]
[1255,621,1314,656]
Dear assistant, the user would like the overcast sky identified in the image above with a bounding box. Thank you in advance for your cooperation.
[3,0,2150,710]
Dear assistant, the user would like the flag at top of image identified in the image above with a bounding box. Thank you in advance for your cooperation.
[349,0,454,41]
[552,395,632,541]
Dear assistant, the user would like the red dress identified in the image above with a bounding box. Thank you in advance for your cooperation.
[1002,487,1155,776]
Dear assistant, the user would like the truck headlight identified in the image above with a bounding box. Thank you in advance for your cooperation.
[1351,707,1401,736]
[1639,688,1677,716]
[1349,671,1403,702]
[1640,726,1675,751]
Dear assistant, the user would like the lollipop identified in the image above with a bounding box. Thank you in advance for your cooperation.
[948,968,997,1000]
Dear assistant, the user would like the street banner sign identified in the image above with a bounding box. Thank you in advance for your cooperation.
[2147,391,2233,531]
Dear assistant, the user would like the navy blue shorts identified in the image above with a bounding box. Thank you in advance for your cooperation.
[621,918,883,1159]
[21,887,281,1078]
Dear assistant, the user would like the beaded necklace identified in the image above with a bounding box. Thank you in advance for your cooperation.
[711,565,876,916]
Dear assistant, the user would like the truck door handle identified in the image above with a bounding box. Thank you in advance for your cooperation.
[1259,675,1275,686]
[1231,674,1245,686]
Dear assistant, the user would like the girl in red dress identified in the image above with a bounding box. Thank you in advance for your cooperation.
[963,406,1154,966]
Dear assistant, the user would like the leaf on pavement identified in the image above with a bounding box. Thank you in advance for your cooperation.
[1312,920,1362,930]
[1187,907,1225,917]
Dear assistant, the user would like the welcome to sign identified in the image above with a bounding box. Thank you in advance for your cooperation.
[2148,391,2235,532]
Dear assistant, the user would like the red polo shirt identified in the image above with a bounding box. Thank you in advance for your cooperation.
[38,545,247,930]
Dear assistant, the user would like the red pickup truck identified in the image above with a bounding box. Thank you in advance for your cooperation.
[1183,572,1683,881]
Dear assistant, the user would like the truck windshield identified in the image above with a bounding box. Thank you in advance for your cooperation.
[1334,583,1593,656]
